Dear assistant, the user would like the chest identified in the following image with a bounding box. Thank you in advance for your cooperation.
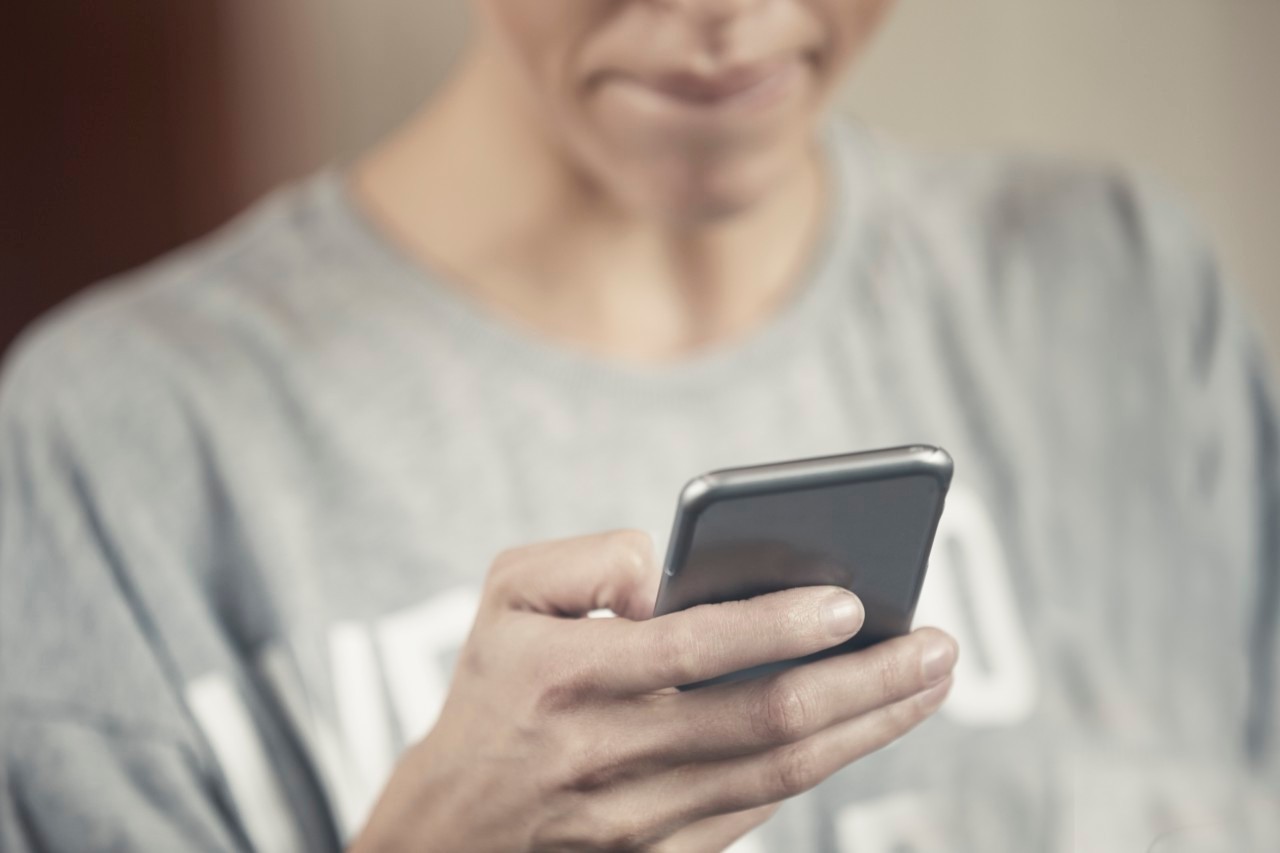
[197,309,1250,850]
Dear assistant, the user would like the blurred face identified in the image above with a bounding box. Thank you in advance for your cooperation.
[473,0,895,223]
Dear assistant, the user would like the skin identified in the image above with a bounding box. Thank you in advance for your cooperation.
[353,532,957,852]
[354,0,897,360]
[351,2,960,850]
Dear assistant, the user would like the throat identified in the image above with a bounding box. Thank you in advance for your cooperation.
[457,157,829,364]
[483,264,790,363]
[350,63,830,365]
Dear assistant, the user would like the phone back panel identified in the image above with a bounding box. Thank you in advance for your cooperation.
[653,446,951,687]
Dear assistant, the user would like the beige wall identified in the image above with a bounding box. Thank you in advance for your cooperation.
[229,0,1279,359]
[844,0,1280,362]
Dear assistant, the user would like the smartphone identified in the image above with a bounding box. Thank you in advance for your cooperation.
[652,445,953,689]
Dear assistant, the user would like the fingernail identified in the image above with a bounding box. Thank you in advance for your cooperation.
[822,591,864,638]
[921,636,958,684]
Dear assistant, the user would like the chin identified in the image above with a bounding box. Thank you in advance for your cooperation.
[615,138,807,227]
[655,183,769,227]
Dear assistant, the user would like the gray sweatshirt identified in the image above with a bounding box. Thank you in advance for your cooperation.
[2,120,1277,852]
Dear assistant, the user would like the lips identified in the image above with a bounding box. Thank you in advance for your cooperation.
[593,54,810,125]
[637,57,801,105]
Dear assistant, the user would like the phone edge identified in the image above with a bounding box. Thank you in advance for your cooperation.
[655,444,954,615]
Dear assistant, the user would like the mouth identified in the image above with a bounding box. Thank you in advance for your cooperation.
[594,54,812,118]
[640,56,804,104]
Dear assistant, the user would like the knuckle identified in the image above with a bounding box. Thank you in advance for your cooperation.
[533,656,596,712]
[606,529,655,572]
[755,677,814,744]
[640,622,701,686]
[560,738,619,793]
[872,648,910,699]
[649,625,702,686]
[489,544,524,574]
[484,546,526,595]
[772,597,812,639]
[765,741,822,799]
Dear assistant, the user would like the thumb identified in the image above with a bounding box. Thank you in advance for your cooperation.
[485,530,661,621]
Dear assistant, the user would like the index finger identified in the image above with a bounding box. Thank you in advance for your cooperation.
[584,585,865,694]
[483,529,661,621]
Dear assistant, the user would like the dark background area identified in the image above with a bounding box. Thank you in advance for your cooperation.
[0,4,300,355]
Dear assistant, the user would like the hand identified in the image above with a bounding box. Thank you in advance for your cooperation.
[351,530,958,852]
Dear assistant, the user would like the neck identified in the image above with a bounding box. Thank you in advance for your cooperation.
[352,45,828,362]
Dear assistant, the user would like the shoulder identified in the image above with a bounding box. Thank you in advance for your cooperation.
[835,119,1223,362]
[0,173,353,443]
[0,183,354,727]
[842,118,1202,275]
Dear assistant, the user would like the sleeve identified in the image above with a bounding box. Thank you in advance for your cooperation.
[1218,301,1280,790]
[1131,174,1280,791]
[1241,336,1280,787]
[1212,304,1280,791]
[2,719,245,853]
[0,330,247,853]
